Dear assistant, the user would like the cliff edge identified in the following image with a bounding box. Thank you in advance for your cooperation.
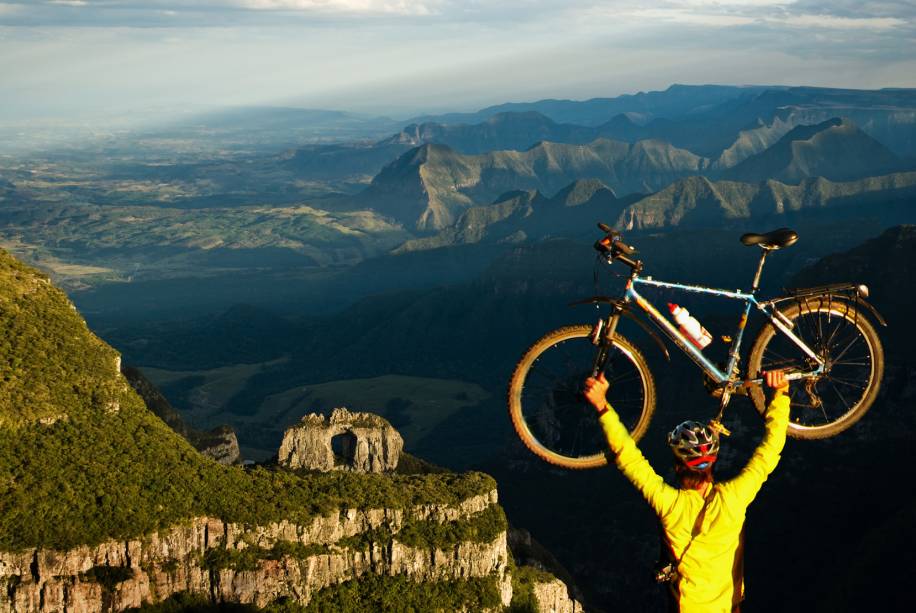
[0,250,580,612]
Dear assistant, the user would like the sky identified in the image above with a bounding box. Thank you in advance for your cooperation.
[1,0,915,122]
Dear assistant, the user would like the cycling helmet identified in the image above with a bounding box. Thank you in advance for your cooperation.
[668,420,719,470]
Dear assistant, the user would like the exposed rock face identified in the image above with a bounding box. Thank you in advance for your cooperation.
[0,492,511,612]
[196,426,241,466]
[532,578,585,613]
[278,408,403,473]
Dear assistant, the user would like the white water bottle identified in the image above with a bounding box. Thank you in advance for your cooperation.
[669,303,713,350]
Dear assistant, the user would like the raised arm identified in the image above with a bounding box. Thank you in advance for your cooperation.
[722,371,791,508]
[585,374,678,517]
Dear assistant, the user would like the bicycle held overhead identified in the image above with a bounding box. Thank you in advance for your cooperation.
[508,223,886,470]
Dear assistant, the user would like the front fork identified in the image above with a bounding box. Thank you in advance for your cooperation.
[590,307,623,378]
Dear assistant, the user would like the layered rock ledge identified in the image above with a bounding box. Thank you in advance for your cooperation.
[0,491,510,612]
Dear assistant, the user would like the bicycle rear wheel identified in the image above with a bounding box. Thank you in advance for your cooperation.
[508,325,656,469]
[748,299,884,439]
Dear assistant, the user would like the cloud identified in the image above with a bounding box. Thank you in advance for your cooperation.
[1,0,913,123]
[231,0,439,15]
[1,1,913,30]
[777,14,906,29]
[629,8,756,27]
[619,1,912,30]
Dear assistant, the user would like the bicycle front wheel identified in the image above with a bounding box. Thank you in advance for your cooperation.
[748,299,884,439]
[508,325,656,469]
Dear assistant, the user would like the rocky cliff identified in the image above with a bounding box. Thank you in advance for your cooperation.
[1,492,512,612]
[278,408,403,473]
[0,249,581,612]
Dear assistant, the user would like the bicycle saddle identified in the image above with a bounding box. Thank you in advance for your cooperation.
[740,228,798,250]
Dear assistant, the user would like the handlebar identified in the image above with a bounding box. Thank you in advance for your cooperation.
[594,222,640,269]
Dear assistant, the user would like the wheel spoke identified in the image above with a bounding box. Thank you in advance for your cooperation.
[823,314,846,351]
[828,379,852,416]
[749,302,881,437]
[826,376,867,390]
[510,327,653,466]
[831,334,863,364]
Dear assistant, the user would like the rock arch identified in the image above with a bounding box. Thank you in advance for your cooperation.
[278,407,403,473]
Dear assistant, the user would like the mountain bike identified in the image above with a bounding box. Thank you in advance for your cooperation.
[508,223,886,469]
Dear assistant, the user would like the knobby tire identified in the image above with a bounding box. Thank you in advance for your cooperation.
[748,299,884,439]
[508,325,656,469]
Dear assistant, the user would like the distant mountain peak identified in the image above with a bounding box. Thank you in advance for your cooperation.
[388,142,454,168]
[722,117,901,184]
[779,116,845,142]
[552,179,616,207]
[599,113,639,129]
[492,189,546,205]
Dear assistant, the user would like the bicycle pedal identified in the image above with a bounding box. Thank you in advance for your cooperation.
[708,420,731,437]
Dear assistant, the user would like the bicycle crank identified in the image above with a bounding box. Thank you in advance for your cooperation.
[708,419,732,437]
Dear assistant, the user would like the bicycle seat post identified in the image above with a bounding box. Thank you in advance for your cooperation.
[750,248,771,292]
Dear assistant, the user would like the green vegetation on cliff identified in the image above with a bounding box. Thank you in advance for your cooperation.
[397,503,507,549]
[132,575,503,613]
[0,250,496,551]
[302,574,502,613]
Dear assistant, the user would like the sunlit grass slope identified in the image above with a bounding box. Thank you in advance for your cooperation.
[0,249,494,551]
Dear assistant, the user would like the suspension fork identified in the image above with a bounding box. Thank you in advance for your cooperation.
[590,305,624,377]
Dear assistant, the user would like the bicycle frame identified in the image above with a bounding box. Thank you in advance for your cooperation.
[619,274,825,388]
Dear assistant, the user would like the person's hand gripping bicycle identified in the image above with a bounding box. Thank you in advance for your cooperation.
[584,372,611,414]
[762,368,789,405]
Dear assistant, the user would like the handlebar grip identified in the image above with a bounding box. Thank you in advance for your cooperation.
[597,222,613,233]
[616,242,636,256]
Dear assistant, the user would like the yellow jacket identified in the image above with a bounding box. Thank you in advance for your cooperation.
[599,394,790,612]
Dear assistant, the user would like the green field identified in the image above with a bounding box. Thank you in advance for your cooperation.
[258,375,491,445]
[141,367,490,458]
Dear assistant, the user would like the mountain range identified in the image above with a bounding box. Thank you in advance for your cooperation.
[356,139,708,230]
[394,180,631,252]
[615,171,916,231]
[411,85,916,157]
[280,84,916,189]
[357,117,909,237]
[408,84,774,127]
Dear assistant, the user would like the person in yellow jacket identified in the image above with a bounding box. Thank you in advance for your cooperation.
[584,370,790,613]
